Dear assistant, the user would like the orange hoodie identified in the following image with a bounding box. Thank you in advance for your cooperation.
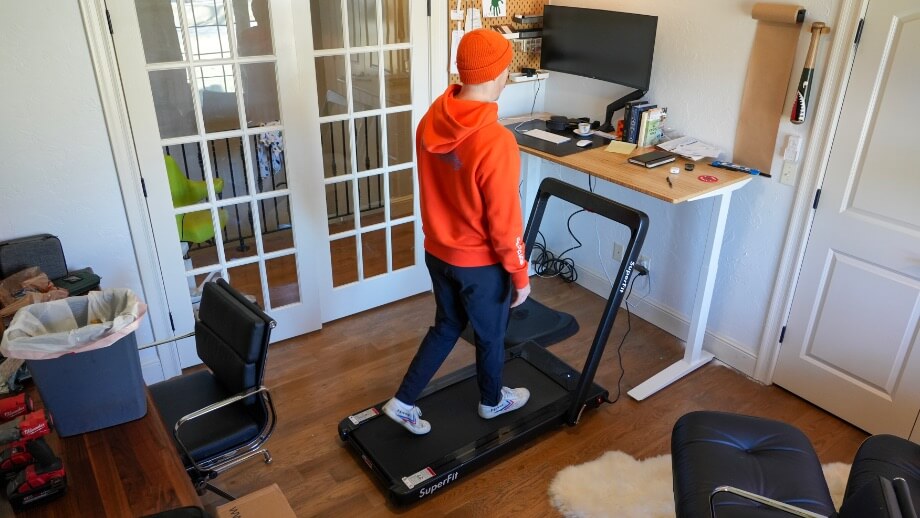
[416,84,528,289]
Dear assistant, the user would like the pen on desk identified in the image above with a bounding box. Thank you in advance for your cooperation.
[667,177,673,188]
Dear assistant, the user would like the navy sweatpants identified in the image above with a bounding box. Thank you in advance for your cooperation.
[395,253,512,407]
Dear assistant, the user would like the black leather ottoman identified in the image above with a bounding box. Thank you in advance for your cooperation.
[671,411,835,517]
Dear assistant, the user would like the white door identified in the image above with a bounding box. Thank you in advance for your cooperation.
[297,0,431,321]
[111,0,325,367]
[108,0,430,367]
[774,0,920,437]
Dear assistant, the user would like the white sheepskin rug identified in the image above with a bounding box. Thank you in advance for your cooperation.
[549,451,851,518]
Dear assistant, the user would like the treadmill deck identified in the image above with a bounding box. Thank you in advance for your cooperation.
[339,343,607,504]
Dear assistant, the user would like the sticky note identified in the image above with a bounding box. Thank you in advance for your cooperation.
[605,141,637,155]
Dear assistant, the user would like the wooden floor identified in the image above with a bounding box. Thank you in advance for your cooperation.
[198,276,868,517]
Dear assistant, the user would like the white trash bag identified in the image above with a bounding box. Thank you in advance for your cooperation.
[0,289,147,360]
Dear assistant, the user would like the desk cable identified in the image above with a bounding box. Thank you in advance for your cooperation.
[591,179,649,406]
[532,209,583,283]
[601,264,648,407]
[529,77,543,115]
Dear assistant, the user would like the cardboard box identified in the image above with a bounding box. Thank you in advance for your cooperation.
[215,484,296,518]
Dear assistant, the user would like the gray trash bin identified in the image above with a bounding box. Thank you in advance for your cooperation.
[1,290,148,436]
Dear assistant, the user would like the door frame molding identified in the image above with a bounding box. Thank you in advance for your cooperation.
[78,0,182,379]
[754,0,870,383]
[430,1,448,95]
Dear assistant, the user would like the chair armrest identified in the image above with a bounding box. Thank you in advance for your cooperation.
[173,385,276,474]
[710,485,829,518]
[137,331,196,351]
[893,477,918,518]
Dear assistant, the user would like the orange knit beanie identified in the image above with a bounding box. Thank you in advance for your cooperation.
[456,29,513,84]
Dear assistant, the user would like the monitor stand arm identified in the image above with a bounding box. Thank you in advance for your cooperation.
[599,89,646,132]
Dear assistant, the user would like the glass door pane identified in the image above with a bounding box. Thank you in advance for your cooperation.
[309,0,428,319]
[134,0,308,341]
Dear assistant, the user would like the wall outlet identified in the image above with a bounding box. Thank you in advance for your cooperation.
[780,161,797,186]
[612,242,624,262]
[637,255,651,272]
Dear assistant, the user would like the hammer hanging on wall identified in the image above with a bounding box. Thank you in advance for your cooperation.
[791,22,831,124]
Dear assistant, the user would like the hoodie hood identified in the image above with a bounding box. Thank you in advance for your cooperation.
[421,84,498,154]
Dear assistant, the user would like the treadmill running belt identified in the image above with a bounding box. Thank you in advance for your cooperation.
[350,357,569,481]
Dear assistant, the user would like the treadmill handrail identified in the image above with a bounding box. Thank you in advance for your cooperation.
[523,178,649,424]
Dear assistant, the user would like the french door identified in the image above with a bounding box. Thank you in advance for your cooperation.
[300,0,431,320]
[108,0,430,368]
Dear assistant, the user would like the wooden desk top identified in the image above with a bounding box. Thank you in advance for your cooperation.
[503,114,752,204]
[519,143,752,204]
[6,389,201,518]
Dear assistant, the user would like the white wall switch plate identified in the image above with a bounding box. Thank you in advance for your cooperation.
[781,161,797,186]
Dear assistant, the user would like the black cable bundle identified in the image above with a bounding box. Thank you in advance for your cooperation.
[531,209,585,283]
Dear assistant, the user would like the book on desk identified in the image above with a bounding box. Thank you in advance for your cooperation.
[627,150,677,168]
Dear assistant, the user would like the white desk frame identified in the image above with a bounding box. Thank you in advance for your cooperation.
[627,183,749,400]
[516,146,752,401]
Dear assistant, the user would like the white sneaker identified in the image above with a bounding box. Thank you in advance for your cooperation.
[478,387,530,419]
[382,398,431,435]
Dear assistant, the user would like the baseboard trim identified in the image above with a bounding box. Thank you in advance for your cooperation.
[139,349,165,385]
[572,265,758,378]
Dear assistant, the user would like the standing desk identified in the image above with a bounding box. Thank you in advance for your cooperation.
[515,137,752,400]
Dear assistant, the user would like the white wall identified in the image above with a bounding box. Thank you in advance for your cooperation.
[504,0,841,374]
[0,2,161,378]
[498,77,547,118]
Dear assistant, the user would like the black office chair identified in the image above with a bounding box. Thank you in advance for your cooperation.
[149,279,277,501]
[671,411,919,517]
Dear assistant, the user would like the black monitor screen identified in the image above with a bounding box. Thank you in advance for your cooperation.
[540,6,657,91]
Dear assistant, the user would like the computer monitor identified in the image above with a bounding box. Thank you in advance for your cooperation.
[540,6,658,129]
[541,6,657,90]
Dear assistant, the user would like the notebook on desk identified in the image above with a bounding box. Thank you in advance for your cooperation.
[627,150,677,168]
[505,119,606,157]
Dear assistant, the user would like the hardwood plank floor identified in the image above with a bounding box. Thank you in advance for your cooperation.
[198,276,868,517]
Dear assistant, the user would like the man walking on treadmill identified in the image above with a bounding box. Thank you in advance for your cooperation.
[383,29,531,435]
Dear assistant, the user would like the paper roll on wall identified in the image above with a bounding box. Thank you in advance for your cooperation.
[752,3,806,24]
[733,3,805,176]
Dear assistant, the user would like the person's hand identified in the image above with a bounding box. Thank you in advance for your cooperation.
[510,282,531,308]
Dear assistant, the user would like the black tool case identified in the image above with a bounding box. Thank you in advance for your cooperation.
[0,234,100,295]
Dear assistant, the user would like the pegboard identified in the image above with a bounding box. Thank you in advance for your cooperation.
[448,0,545,84]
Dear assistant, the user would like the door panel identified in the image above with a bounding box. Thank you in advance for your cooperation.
[114,0,323,368]
[774,0,920,437]
[299,0,431,322]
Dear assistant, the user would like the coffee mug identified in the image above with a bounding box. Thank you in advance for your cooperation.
[577,122,591,134]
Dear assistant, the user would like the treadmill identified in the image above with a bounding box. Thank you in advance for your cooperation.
[338,178,649,505]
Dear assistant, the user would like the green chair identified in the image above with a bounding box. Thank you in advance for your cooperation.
[164,155,229,245]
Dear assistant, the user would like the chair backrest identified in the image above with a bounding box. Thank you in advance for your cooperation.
[196,279,275,399]
[165,155,199,207]
[165,155,225,208]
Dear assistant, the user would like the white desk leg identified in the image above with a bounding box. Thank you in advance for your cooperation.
[628,192,733,400]
[521,152,542,276]
[520,151,541,220]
